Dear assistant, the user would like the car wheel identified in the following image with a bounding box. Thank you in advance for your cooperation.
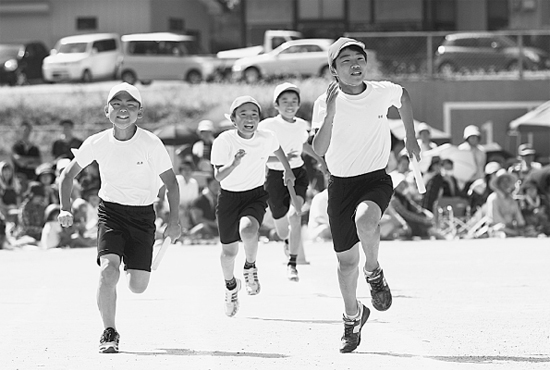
[81,69,93,83]
[320,65,332,80]
[121,70,137,85]
[437,62,457,76]
[140,80,152,86]
[243,67,261,84]
[186,70,202,84]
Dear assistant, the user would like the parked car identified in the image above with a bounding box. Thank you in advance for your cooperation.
[119,32,219,85]
[435,32,550,74]
[232,38,335,83]
[0,41,49,86]
[42,33,122,83]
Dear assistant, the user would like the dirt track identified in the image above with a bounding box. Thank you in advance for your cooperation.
[1,238,549,370]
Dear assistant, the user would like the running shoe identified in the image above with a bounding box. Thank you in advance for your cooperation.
[287,264,299,282]
[99,327,120,353]
[340,302,370,353]
[224,278,241,317]
[243,267,261,295]
[366,267,392,311]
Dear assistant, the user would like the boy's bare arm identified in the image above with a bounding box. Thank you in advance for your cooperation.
[273,146,296,186]
[159,168,182,242]
[213,149,245,182]
[398,88,421,161]
[302,143,329,174]
[58,159,83,227]
[313,82,338,156]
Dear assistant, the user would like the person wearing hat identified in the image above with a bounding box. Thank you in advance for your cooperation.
[51,119,83,160]
[259,82,328,282]
[509,143,542,181]
[13,181,46,243]
[211,95,296,317]
[192,119,216,172]
[458,125,486,185]
[57,82,182,353]
[35,162,58,205]
[467,161,501,212]
[486,169,528,237]
[312,37,421,353]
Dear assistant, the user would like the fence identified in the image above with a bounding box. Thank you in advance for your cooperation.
[345,30,550,81]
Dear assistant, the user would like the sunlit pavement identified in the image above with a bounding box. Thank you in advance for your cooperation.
[1,237,549,370]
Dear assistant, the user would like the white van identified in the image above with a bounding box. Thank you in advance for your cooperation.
[42,33,122,83]
[120,32,219,84]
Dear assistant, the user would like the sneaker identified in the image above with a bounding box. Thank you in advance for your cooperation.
[99,327,120,353]
[366,267,392,311]
[224,278,241,317]
[243,267,261,295]
[340,302,370,353]
[287,264,299,282]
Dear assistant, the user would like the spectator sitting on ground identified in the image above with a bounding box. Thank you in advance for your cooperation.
[517,179,550,236]
[421,156,444,212]
[11,121,42,185]
[486,169,533,238]
[467,161,501,213]
[441,158,464,198]
[35,162,58,205]
[188,177,220,241]
[307,186,331,241]
[0,161,22,221]
[51,119,83,160]
[192,119,215,172]
[40,204,69,249]
[13,181,46,246]
[509,143,542,182]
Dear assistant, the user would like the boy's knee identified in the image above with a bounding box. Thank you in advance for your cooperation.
[99,262,120,285]
[129,281,148,294]
[240,222,259,240]
[355,212,379,237]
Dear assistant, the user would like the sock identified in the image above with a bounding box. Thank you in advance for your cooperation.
[288,254,297,267]
[244,261,256,270]
[225,277,237,290]
[344,301,361,321]
[364,264,380,277]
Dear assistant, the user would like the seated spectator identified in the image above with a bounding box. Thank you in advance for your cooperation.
[467,161,501,213]
[517,179,550,236]
[13,182,47,245]
[389,172,444,239]
[51,119,83,160]
[40,204,70,249]
[0,211,8,249]
[441,158,464,198]
[35,162,58,205]
[486,170,532,238]
[0,161,22,222]
[509,143,542,182]
[69,198,96,247]
[192,120,215,172]
[188,177,220,241]
[421,156,444,212]
[77,161,100,201]
[307,187,331,241]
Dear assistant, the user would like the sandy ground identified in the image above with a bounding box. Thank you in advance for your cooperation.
[1,237,549,370]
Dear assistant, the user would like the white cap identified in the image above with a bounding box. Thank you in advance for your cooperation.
[273,82,300,103]
[328,37,366,66]
[197,119,214,132]
[417,122,431,134]
[229,95,261,115]
[107,82,142,105]
[463,125,481,140]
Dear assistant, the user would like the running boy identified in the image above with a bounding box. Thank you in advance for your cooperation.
[211,96,295,317]
[312,37,421,353]
[58,82,181,353]
[260,82,327,282]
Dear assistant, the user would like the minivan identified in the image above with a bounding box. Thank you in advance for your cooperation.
[119,32,219,84]
[42,33,122,83]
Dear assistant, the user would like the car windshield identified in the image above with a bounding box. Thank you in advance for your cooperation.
[0,44,22,59]
[57,42,88,54]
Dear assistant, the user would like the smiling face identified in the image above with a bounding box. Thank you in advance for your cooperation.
[231,102,261,139]
[275,91,300,122]
[104,91,142,130]
[332,45,368,88]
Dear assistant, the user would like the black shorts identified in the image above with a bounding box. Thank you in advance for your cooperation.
[97,199,156,271]
[328,169,393,253]
[216,186,269,244]
[265,166,309,220]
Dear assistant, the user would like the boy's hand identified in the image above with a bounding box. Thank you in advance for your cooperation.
[286,150,300,161]
[405,137,422,162]
[164,220,182,243]
[283,170,296,188]
[232,149,246,167]
[325,81,339,119]
[58,210,74,228]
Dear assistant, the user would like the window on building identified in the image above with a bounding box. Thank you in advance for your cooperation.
[487,0,509,30]
[169,18,185,32]
[298,0,344,20]
[76,17,97,31]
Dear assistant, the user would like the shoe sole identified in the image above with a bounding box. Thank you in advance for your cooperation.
[340,305,371,353]
[99,343,118,353]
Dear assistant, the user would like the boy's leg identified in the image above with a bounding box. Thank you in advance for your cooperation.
[286,195,304,281]
[97,254,121,328]
[126,269,151,294]
[240,216,261,295]
[335,244,361,316]
[220,241,239,281]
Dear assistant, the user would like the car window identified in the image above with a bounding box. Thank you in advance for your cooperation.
[477,38,496,48]
[58,42,88,54]
[93,39,117,53]
[452,38,477,47]
[127,40,189,56]
[280,45,313,54]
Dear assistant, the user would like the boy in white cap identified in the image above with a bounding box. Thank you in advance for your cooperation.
[211,95,295,317]
[312,37,421,353]
[260,82,327,282]
[57,82,181,353]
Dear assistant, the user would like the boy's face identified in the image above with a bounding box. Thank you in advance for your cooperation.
[105,91,142,130]
[275,91,300,121]
[232,103,260,138]
[332,46,367,86]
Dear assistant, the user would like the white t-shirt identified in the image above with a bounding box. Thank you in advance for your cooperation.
[211,129,279,191]
[312,81,403,177]
[175,175,199,207]
[259,115,309,171]
[74,127,173,206]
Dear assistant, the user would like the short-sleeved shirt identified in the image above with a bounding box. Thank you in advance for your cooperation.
[312,81,403,177]
[74,127,173,206]
[259,115,309,171]
[211,129,279,192]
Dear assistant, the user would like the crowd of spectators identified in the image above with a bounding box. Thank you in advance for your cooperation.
[3,119,548,250]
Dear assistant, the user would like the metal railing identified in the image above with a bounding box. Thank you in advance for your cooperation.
[345,30,550,80]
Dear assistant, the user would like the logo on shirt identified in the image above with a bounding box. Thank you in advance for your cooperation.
[137,161,144,165]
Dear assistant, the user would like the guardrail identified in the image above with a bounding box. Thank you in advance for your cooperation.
[345,30,550,80]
